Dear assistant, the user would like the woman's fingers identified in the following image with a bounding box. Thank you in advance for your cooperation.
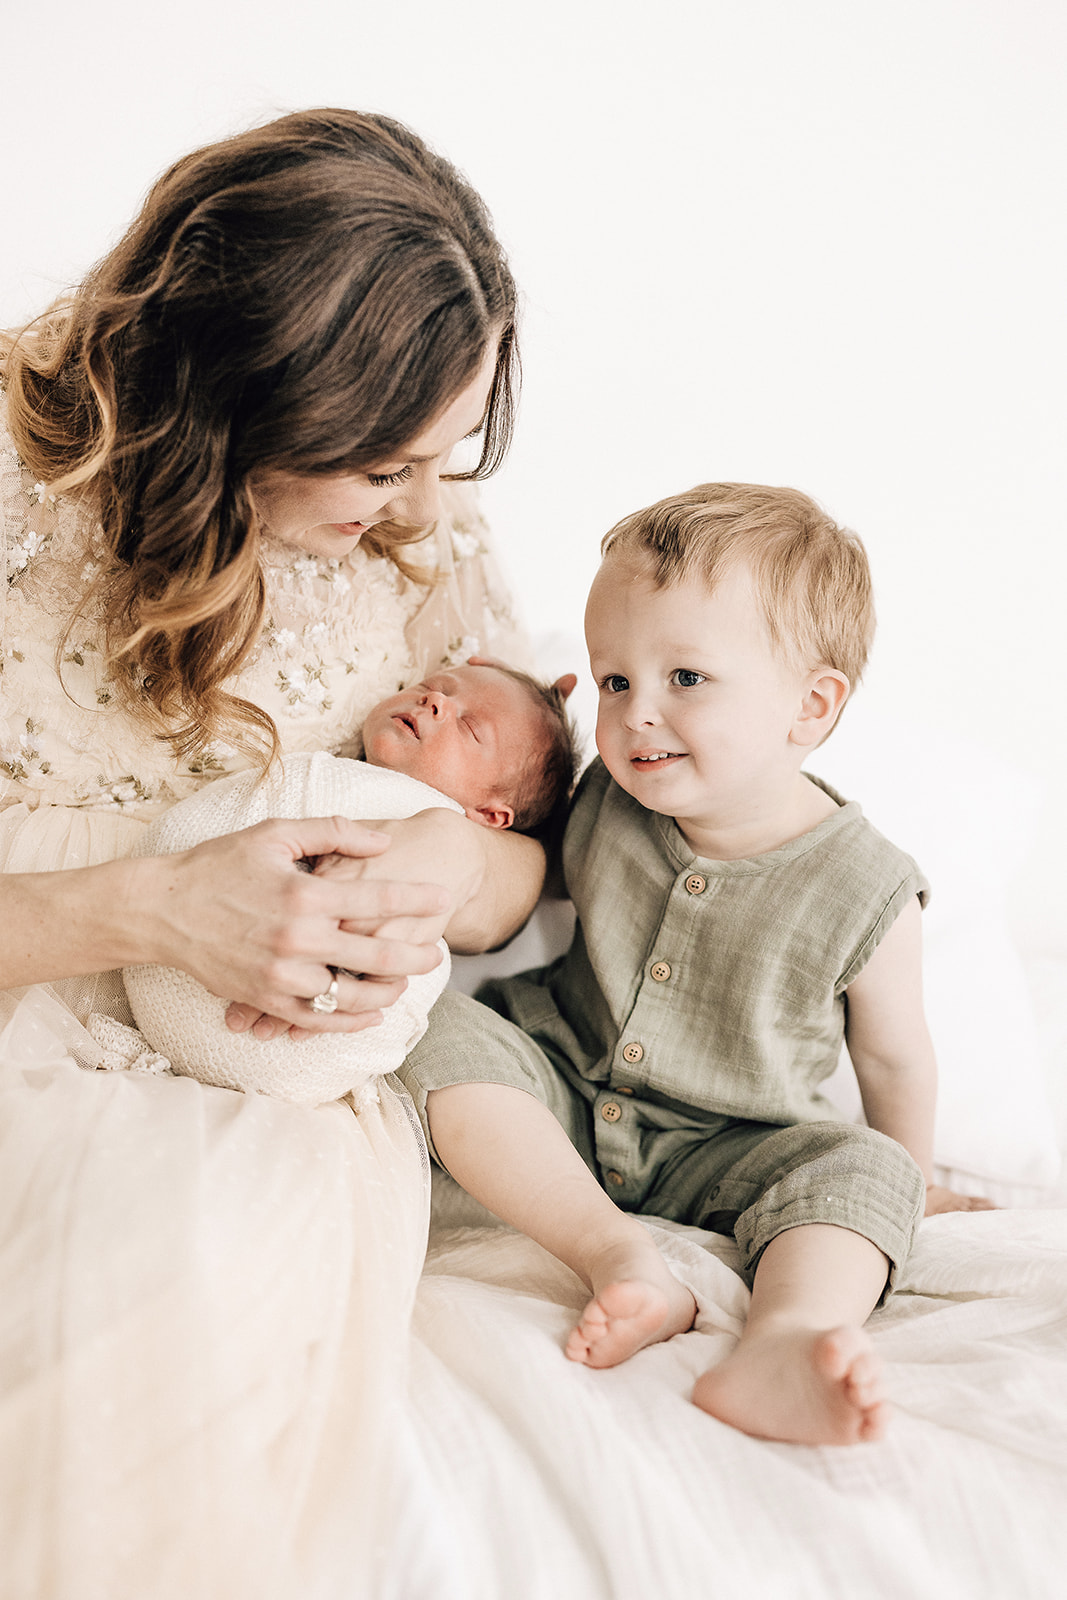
[316,877,451,937]
[144,817,453,1028]
[225,970,412,1039]
[270,813,395,863]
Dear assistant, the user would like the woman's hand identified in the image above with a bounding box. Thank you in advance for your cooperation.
[227,808,547,1040]
[138,814,452,1035]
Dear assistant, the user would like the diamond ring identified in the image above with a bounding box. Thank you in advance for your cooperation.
[308,975,340,1014]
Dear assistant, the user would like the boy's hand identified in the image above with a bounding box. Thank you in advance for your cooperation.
[924,1183,996,1216]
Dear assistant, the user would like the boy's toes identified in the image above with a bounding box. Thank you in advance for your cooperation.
[857,1399,891,1442]
[565,1298,610,1364]
[844,1353,883,1408]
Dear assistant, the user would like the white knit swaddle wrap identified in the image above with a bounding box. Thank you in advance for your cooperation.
[124,752,459,1105]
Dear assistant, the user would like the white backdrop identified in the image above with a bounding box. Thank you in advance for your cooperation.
[2,0,1064,955]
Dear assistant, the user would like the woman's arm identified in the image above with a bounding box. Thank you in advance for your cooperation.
[844,896,992,1214]
[1,815,453,1032]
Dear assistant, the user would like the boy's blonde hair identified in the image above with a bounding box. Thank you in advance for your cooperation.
[601,483,875,690]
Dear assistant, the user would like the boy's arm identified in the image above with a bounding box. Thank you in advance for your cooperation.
[844,896,993,1215]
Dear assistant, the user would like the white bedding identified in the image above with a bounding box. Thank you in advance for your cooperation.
[402,1189,1066,1599]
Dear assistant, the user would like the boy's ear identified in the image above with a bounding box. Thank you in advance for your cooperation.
[464,800,515,830]
[553,672,578,701]
[790,668,850,748]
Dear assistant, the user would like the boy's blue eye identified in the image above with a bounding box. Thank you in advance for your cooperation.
[603,674,629,693]
[671,669,706,688]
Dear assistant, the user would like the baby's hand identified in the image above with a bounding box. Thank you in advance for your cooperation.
[924,1183,996,1216]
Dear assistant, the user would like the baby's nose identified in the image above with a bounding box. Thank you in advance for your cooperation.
[424,690,451,718]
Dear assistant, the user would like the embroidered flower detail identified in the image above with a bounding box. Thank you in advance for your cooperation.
[324,559,351,595]
[266,625,298,654]
[275,662,333,710]
[6,528,50,584]
[290,556,322,583]
[93,774,153,808]
[30,481,57,505]
[63,641,92,667]
[444,633,481,665]
[451,529,483,560]
[186,750,227,776]
[0,718,53,783]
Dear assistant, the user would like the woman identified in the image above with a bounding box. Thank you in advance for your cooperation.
[0,109,544,1598]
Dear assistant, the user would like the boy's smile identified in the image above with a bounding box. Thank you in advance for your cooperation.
[584,555,841,859]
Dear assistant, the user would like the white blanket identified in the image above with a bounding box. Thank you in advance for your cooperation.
[401,1194,1067,1599]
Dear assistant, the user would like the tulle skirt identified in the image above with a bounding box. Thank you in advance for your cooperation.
[0,804,431,1600]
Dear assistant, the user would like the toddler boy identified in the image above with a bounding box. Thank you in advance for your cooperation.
[399,484,990,1448]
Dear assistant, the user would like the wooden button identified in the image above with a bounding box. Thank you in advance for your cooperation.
[616,1086,634,1095]
[601,1101,622,1123]
[650,961,671,982]
[621,1042,644,1064]
[685,873,707,895]
[606,1171,625,1187]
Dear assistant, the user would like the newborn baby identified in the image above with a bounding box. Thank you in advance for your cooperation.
[124,664,575,1105]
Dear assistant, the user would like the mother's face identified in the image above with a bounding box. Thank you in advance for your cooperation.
[251,343,498,558]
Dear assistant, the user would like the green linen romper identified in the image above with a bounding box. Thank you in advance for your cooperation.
[401,760,929,1284]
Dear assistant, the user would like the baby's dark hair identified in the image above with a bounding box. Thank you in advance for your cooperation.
[492,665,579,834]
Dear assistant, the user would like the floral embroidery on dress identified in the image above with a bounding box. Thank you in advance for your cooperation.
[6,526,51,586]
[82,774,156,809]
[445,633,482,664]
[1,717,52,783]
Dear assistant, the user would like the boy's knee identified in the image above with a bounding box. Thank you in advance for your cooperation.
[733,1122,925,1287]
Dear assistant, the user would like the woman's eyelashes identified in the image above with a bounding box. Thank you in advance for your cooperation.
[367,464,415,488]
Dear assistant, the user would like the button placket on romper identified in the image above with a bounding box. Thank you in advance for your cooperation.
[592,864,716,1204]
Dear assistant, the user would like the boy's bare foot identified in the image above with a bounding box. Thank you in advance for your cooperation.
[691,1324,888,1446]
[565,1237,697,1369]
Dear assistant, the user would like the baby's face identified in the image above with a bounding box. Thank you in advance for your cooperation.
[585,554,811,840]
[362,664,536,827]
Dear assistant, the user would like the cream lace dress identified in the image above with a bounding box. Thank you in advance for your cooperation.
[0,406,528,1600]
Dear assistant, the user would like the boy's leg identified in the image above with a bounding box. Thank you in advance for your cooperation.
[643,1119,924,1445]
[400,991,696,1365]
[428,1083,696,1365]
[691,1222,892,1445]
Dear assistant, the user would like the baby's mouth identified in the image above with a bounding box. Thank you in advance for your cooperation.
[395,713,420,739]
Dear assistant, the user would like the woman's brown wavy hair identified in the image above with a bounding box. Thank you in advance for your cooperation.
[0,109,519,766]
